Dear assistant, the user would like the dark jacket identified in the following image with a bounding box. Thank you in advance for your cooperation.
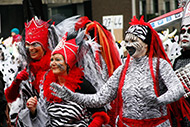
[0,71,8,127]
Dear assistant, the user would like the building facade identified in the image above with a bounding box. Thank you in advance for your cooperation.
[139,0,179,21]
[139,0,181,32]
[0,0,138,41]
[0,0,92,38]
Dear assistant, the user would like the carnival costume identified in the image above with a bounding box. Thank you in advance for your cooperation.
[50,16,190,127]
[20,33,109,127]
[173,0,190,99]
[4,18,53,126]
[171,1,190,126]
[75,17,122,126]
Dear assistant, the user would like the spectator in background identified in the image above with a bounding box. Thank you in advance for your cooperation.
[11,28,22,44]
[3,28,22,49]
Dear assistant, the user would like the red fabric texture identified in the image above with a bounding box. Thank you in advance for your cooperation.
[52,32,78,69]
[5,68,28,102]
[12,34,22,43]
[88,111,110,127]
[119,115,168,127]
[167,97,190,127]
[5,80,21,103]
[25,18,50,50]
[15,68,29,81]
[85,21,122,76]
[75,16,91,31]
[74,16,121,76]
[43,66,84,103]
[29,48,52,93]
[5,49,51,102]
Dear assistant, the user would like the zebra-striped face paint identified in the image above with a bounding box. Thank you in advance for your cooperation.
[125,33,148,58]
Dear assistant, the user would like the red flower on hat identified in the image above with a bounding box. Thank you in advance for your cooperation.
[25,18,50,50]
[52,32,79,68]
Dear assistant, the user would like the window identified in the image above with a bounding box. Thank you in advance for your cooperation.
[165,1,170,12]
[153,0,158,13]
[142,0,146,16]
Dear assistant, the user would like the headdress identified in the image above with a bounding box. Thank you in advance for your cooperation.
[85,20,121,76]
[125,24,151,45]
[52,32,78,68]
[25,18,50,50]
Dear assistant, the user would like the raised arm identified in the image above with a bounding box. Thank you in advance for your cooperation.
[51,65,123,108]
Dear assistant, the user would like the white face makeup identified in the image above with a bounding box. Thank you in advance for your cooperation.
[180,25,190,50]
[125,34,148,58]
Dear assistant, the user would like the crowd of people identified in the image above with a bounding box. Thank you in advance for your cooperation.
[1,1,190,127]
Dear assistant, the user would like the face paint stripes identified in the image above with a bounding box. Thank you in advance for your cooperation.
[57,63,65,71]
[126,25,149,42]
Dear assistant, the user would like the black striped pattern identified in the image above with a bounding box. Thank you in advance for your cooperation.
[21,81,39,105]
[45,101,91,127]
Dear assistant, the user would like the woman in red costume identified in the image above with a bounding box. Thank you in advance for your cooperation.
[24,32,109,127]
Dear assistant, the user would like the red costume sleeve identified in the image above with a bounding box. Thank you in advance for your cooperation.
[4,80,21,103]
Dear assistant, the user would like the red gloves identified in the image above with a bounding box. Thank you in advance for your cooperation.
[88,111,110,127]
[15,69,29,82]
[5,69,29,102]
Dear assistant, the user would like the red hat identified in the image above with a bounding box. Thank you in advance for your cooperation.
[52,32,78,68]
[25,18,49,50]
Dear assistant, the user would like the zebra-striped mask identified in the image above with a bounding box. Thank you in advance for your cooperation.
[125,25,151,45]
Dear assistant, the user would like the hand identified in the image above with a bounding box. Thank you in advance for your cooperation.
[26,96,37,115]
[50,82,72,101]
[88,112,110,127]
[16,68,29,82]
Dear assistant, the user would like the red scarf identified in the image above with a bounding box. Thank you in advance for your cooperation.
[29,49,51,93]
[43,66,84,103]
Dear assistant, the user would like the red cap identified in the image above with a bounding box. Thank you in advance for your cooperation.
[25,18,49,50]
[52,32,78,68]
